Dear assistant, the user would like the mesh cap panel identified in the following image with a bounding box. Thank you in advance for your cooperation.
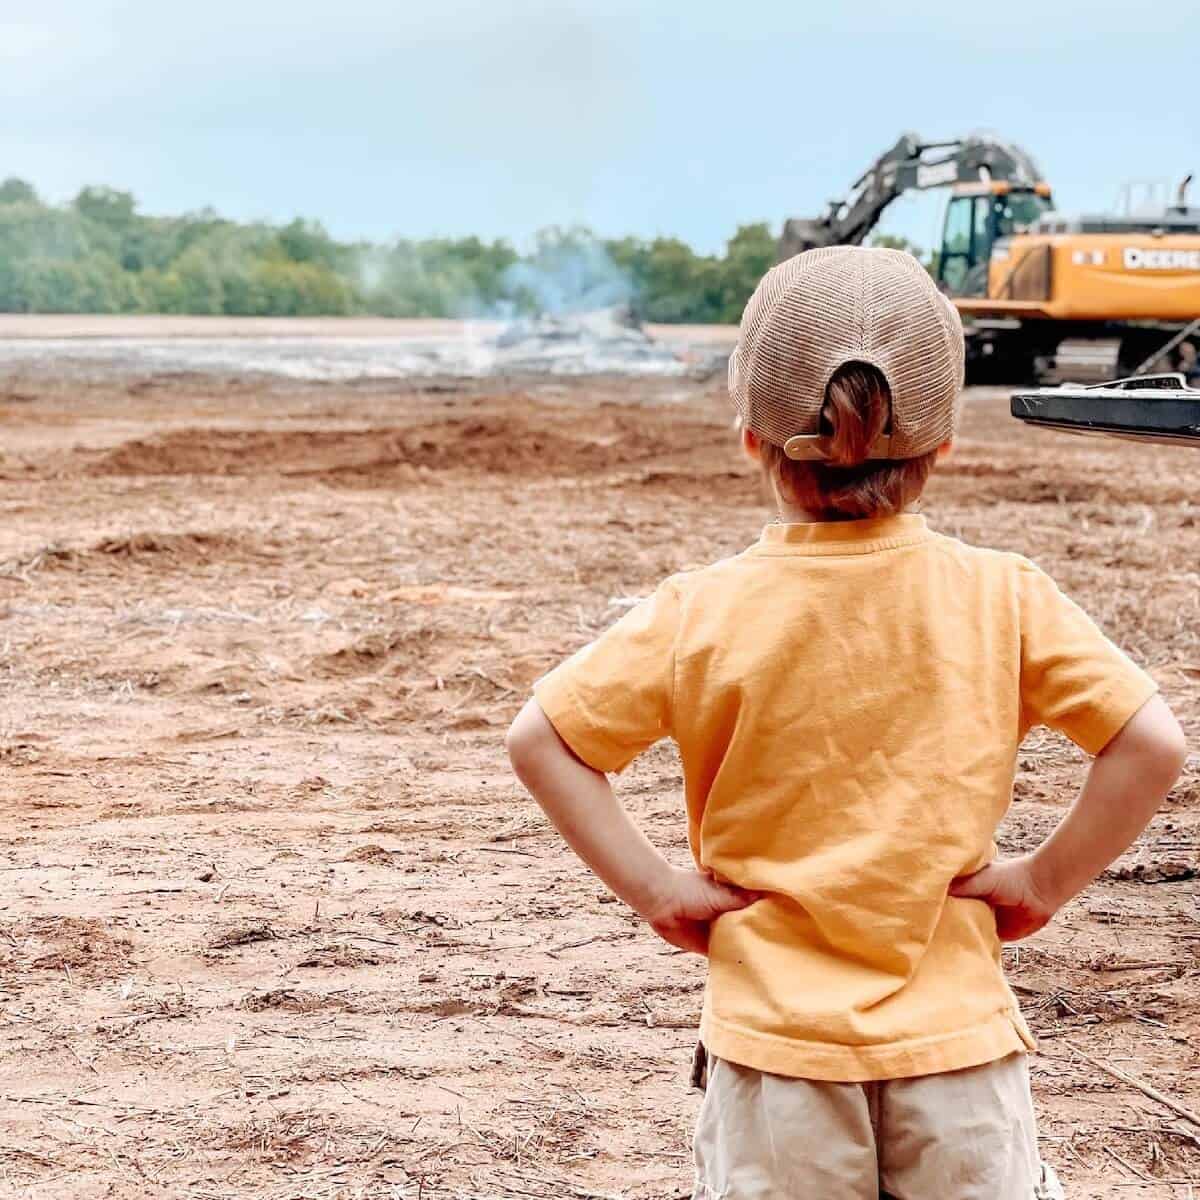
[730,246,964,458]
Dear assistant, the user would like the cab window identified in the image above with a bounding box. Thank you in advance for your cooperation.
[994,193,1052,237]
[973,197,992,249]
[939,196,974,291]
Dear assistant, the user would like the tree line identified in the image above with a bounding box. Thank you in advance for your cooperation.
[0,177,798,324]
[0,178,930,322]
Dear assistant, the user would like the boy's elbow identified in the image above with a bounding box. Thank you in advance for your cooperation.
[505,715,530,771]
[1153,714,1188,779]
[507,698,595,785]
[505,699,548,774]
[1109,695,1188,782]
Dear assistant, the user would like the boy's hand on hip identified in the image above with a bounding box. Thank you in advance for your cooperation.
[641,867,761,956]
[949,855,1060,942]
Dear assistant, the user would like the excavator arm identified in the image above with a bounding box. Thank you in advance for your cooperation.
[779,133,1045,260]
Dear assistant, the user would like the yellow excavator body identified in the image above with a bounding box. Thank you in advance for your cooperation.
[960,231,1200,323]
[932,177,1200,376]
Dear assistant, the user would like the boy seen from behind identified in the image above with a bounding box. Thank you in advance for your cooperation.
[507,247,1186,1199]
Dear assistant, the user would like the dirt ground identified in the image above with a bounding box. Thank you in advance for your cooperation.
[0,315,735,345]
[0,362,1198,1199]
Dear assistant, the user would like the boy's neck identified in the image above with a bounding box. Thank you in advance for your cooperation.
[777,506,855,524]
[773,493,917,525]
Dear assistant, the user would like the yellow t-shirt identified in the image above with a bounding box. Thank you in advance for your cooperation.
[533,514,1157,1082]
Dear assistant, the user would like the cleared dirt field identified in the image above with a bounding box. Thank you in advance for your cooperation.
[0,364,1198,1199]
[0,316,737,344]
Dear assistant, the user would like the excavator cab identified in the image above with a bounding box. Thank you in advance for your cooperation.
[937,182,1054,297]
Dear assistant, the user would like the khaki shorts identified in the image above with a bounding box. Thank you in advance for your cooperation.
[693,1052,1064,1200]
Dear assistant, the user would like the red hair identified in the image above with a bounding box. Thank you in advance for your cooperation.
[758,362,939,518]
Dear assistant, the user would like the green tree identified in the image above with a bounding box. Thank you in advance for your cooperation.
[72,186,137,231]
[274,218,356,275]
[0,177,38,206]
[361,236,518,318]
[0,205,98,264]
[0,259,33,311]
[142,268,186,314]
[363,243,473,318]
[17,255,127,313]
[447,236,518,310]
[870,233,922,255]
[174,246,226,313]
[870,233,937,275]
[217,263,270,316]
[637,238,721,323]
[718,222,776,323]
[251,260,353,316]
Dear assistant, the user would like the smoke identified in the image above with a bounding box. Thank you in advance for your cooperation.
[353,228,636,323]
[356,249,385,294]
[490,230,633,319]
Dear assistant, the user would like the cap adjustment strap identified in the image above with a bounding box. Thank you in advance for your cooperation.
[782,433,897,462]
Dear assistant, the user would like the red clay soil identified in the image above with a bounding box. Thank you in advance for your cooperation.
[0,369,1197,1199]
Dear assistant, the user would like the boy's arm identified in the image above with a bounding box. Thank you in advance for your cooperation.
[506,698,757,955]
[951,694,1187,940]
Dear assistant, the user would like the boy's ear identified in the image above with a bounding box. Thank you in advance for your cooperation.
[741,426,764,462]
[937,439,954,459]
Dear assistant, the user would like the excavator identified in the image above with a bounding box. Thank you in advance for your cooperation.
[780,133,1200,384]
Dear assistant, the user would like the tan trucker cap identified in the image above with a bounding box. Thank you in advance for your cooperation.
[729,246,965,460]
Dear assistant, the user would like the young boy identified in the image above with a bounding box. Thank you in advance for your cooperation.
[506,246,1186,1199]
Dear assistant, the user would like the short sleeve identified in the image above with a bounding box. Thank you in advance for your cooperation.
[1016,558,1158,755]
[533,579,681,773]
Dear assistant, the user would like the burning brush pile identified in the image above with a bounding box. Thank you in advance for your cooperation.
[488,305,697,376]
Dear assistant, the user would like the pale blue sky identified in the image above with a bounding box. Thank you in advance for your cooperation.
[2,1,1195,255]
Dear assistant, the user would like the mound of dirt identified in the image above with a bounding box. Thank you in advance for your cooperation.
[91,531,246,559]
[309,631,417,678]
[208,923,277,950]
[241,988,346,1013]
[341,844,400,866]
[10,531,268,577]
[308,620,459,680]
[82,412,717,481]
[296,943,386,968]
[1108,858,1198,883]
[13,917,134,977]
[87,428,387,477]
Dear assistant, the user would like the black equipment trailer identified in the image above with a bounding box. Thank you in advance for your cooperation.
[1010,374,1200,448]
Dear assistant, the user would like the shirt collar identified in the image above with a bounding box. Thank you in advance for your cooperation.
[751,514,932,555]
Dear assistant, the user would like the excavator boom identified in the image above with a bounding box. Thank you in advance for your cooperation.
[779,133,1046,259]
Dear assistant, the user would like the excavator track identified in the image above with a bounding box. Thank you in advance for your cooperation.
[1034,339,1121,385]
